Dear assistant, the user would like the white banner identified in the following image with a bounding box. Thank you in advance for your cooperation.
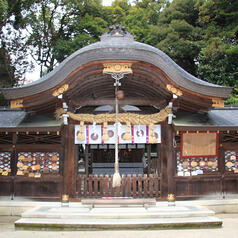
[75,124,161,144]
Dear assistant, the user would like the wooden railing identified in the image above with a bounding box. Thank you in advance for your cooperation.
[76,174,160,199]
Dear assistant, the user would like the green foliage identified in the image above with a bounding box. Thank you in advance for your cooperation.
[24,0,108,75]
[0,0,37,87]
[54,15,107,62]
[150,0,203,75]
[0,92,8,106]
[0,45,17,87]
[197,51,238,87]
[0,0,8,25]
[196,0,238,104]
[0,0,237,108]
[124,0,167,43]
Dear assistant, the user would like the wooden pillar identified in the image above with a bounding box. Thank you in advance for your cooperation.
[63,123,76,198]
[74,144,79,198]
[10,133,18,199]
[11,133,18,176]
[156,143,161,175]
[60,128,65,176]
[218,132,225,175]
[147,144,151,175]
[160,124,168,199]
[167,124,175,198]
[218,132,225,197]
[85,145,89,177]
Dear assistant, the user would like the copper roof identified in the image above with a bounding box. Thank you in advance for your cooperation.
[1,28,232,99]
[173,107,238,130]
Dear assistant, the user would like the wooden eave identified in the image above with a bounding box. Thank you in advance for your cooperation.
[1,32,231,114]
[11,60,226,114]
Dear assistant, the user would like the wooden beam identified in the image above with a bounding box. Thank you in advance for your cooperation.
[0,127,62,133]
[173,126,238,132]
[15,144,61,151]
[71,98,167,108]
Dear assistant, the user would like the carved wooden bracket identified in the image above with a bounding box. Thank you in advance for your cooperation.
[52,84,69,97]
[10,99,23,108]
[212,98,224,108]
[166,84,183,96]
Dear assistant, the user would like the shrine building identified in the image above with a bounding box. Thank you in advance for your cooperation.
[0,26,238,201]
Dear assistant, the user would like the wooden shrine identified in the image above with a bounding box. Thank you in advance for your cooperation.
[0,25,238,201]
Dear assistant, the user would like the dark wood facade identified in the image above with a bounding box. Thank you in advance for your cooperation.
[0,27,237,201]
[1,124,238,200]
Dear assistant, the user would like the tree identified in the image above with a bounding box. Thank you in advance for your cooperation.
[24,0,108,76]
[0,0,36,87]
[196,0,238,104]
[149,0,203,75]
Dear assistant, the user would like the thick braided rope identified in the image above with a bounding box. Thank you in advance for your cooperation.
[55,106,172,124]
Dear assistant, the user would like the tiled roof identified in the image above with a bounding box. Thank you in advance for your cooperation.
[0,110,62,128]
[173,108,238,130]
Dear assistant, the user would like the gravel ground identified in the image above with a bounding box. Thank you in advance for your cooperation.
[0,214,238,238]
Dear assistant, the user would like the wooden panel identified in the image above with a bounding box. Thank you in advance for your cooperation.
[175,176,222,199]
[0,177,12,196]
[224,176,238,194]
[13,176,63,199]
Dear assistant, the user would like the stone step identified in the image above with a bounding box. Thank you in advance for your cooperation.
[81,198,156,207]
[15,216,222,230]
[21,205,215,219]
[15,202,222,230]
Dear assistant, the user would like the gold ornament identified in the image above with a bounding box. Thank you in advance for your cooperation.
[123,121,132,140]
[77,121,85,141]
[10,99,23,109]
[102,121,109,141]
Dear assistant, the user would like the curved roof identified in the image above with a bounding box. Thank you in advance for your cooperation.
[1,29,232,100]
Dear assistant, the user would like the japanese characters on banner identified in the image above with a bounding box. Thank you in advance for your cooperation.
[75,124,161,144]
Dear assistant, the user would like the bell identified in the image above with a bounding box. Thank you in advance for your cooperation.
[116,90,124,100]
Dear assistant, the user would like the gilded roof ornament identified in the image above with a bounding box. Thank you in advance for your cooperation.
[100,24,134,41]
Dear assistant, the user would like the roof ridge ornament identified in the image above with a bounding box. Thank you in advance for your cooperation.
[100,24,134,41]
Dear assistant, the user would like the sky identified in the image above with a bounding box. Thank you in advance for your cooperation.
[102,0,134,6]
[102,0,114,6]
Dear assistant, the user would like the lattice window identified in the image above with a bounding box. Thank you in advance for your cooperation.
[177,152,218,176]
[0,152,11,176]
[224,151,238,173]
[17,152,59,177]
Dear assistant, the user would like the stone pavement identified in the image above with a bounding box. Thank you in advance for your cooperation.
[0,214,238,238]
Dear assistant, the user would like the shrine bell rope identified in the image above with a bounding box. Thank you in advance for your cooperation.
[55,106,172,143]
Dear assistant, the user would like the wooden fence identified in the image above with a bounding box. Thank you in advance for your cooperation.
[76,174,160,199]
